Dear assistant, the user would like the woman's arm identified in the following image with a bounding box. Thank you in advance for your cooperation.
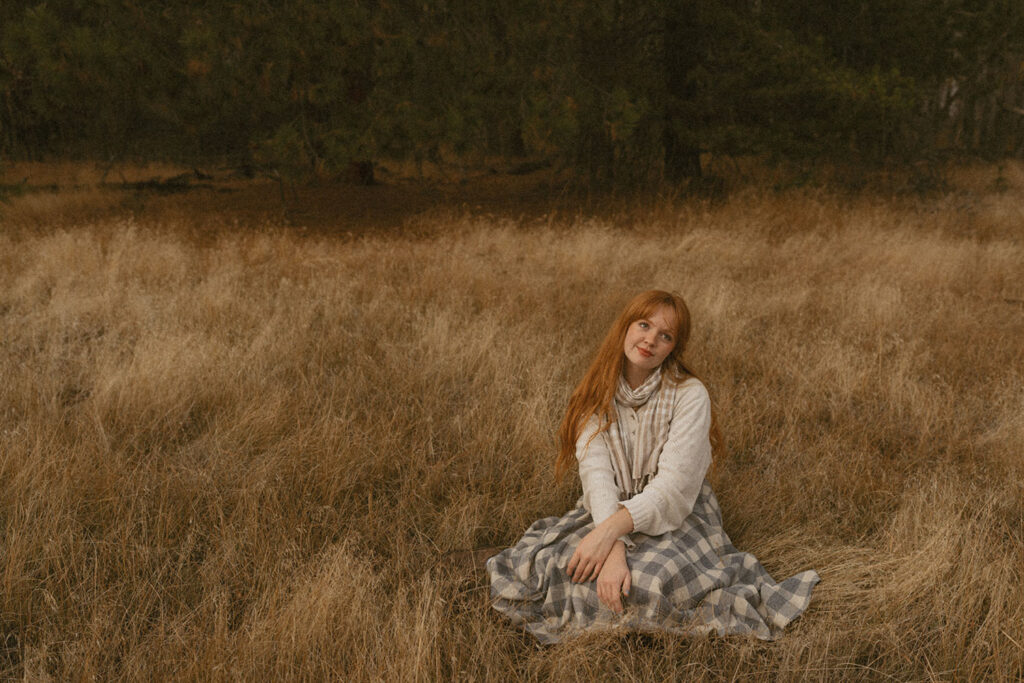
[597,541,630,612]
[618,378,712,536]
[566,507,633,582]
[568,417,634,582]
[575,416,622,526]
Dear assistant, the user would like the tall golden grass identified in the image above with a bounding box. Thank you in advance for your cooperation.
[1,175,1022,680]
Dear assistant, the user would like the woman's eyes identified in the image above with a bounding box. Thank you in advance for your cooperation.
[637,321,672,342]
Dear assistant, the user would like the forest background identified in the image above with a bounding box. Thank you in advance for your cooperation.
[2,0,1024,182]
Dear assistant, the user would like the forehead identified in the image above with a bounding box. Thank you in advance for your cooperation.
[636,304,678,331]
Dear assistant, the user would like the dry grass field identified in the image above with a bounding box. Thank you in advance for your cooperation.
[1,164,1023,680]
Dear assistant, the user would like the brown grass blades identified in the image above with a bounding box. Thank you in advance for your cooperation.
[0,181,1022,680]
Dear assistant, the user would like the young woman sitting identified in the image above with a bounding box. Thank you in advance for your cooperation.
[486,290,819,643]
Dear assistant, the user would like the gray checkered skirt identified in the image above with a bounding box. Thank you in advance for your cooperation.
[486,481,819,644]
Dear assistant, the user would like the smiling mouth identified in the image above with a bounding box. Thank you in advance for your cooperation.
[637,347,653,358]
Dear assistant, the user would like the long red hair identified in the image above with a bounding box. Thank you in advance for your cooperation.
[554,290,723,481]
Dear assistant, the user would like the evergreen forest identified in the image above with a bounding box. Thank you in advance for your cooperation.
[2,1,1024,182]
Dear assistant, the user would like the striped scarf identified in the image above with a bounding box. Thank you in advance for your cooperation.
[603,367,678,497]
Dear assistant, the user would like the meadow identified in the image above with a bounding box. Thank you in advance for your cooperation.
[1,164,1022,680]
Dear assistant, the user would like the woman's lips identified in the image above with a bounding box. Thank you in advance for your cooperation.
[637,347,653,358]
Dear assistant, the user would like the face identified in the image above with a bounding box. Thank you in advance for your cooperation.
[622,305,678,382]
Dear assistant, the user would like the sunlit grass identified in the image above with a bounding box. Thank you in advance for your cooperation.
[1,177,1022,680]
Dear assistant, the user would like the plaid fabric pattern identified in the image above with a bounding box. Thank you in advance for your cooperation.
[605,369,678,496]
[487,481,819,644]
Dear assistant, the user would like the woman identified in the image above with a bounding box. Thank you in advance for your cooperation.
[486,290,818,643]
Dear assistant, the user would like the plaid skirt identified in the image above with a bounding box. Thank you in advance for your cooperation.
[486,482,819,644]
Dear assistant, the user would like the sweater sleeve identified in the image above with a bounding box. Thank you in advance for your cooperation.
[575,416,636,548]
[619,378,712,536]
[575,415,621,526]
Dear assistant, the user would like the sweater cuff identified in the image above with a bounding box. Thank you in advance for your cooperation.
[620,496,654,536]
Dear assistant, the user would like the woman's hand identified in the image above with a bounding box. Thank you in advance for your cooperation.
[597,542,630,613]
[566,506,634,583]
[566,526,616,582]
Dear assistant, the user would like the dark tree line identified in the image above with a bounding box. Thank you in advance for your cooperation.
[2,0,1022,182]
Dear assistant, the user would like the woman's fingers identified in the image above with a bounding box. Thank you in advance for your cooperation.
[622,569,631,598]
[568,559,602,583]
[568,528,618,582]
[597,580,622,612]
[608,574,627,612]
[568,549,589,581]
[567,528,615,581]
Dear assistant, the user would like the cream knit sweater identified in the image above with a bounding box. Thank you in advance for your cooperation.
[575,377,712,539]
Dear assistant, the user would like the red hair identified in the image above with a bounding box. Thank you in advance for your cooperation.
[554,290,722,481]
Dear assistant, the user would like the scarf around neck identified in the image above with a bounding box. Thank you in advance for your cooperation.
[603,366,678,497]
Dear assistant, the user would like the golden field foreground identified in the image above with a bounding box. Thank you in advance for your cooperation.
[1,172,1023,680]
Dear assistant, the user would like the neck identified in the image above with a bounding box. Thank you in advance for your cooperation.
[623,364,653,390]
